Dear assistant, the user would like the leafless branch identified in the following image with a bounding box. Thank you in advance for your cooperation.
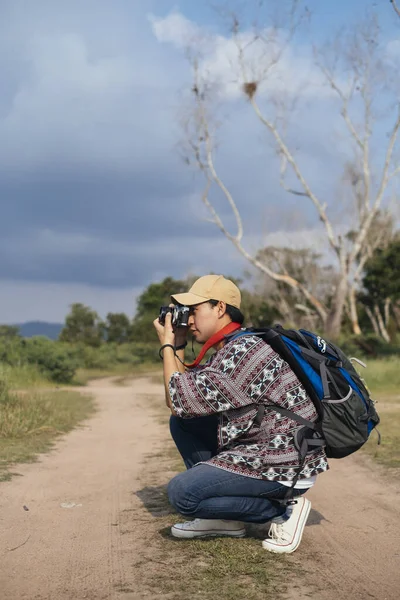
[295,303,316,315]
[319,65,364,149]
[191,96,328,323]
[204,124,244,241]
[249,96,340,257]
[229,14,340,260]
[279,154,309,197]
[388,164,400,180]
[315,55,372,215]
[391,0,400,19]
[350,106,400,263]
[200,166,328,323]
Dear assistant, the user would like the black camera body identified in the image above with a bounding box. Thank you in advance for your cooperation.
[159,305,190,328]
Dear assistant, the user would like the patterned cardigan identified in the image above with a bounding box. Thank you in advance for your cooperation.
[169,334,329,482]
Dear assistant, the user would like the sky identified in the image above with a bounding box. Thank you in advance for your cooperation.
[0,0,399,323]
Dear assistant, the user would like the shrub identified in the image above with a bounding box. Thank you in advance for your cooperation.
[0,336,26,366]
[339,334,400,358]
[23,337,77,383]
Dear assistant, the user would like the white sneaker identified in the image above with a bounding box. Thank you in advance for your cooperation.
[171,518,246,539]
[262,497,311,554]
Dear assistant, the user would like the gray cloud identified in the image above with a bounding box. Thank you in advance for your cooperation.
[0,1,357,321]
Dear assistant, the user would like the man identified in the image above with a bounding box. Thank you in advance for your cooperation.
[153,274,328,553]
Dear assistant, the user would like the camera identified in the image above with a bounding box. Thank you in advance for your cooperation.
[158,305,190,328]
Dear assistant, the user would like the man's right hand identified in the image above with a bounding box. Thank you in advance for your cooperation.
[174,326,188,349]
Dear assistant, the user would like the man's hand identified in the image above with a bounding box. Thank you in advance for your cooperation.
[174,325,188,349]
[153,306,182,415]
[153,306,175,347]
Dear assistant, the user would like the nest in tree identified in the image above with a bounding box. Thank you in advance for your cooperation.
[243,81,258,99]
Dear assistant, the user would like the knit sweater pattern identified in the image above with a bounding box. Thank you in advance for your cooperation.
[169,334,329,482]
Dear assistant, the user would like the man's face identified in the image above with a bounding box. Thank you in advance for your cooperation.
[188,302,220,344]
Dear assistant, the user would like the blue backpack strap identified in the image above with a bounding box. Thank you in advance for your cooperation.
[225,329,253,343]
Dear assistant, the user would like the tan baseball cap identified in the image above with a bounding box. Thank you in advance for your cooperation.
[171,275,241,309]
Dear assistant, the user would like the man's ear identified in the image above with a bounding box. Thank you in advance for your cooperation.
[218,301,227,318]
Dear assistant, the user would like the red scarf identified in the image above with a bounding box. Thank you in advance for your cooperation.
[184,322,242,368]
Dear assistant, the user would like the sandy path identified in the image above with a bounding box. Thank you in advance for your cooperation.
[290,455,400,600]
[0,377,399,600]
[0,377,174,600]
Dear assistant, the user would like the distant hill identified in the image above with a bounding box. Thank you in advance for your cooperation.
[16,321,64,340]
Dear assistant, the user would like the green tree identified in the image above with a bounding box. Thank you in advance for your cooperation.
[361,236,400,341]
[240,289,282,328]
[363,237,400,304]
[131,277,188,342]
[104,312,131,344]
[59,303,104,347]
[0,325,20,338]
[24,337,77,383]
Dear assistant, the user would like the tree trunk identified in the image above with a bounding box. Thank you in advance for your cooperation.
[324,276,348,340]
[374,304,391,343]
[349,286,362,335]
[384,297,391,328]
[392,301,400,329]
[278,296,294,325]
[365,305,380,336]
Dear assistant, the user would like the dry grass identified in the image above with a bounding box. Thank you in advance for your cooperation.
[359,358,400,469]
[362,393,400,469]
[0,384,95,481]
[135,392,302,600]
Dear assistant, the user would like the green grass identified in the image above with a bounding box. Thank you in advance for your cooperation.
[362,357,400,395]
[362,391,400,469]
[0,363,55,390]
[0,384,95,481]
[150,533,296,600]
[358,358,400,469]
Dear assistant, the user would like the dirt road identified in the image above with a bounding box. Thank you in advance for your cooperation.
[0,377,399,600]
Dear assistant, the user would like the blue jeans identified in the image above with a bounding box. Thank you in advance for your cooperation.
[168,415,305,524]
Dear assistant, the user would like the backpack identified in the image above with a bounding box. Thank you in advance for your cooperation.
[242,326,380,488]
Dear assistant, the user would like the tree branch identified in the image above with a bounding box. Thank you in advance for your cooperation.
[249,97,340,258]
[319,66,364,149]
[350,106,400,263]
[391,0,400,18]
[316,61,372,213]
[199,164,328,324]
[204,123,244,242]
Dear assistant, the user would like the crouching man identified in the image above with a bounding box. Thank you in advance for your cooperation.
[153,275,329,553]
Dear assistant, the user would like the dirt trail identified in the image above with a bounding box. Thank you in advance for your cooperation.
[0,377,399,600]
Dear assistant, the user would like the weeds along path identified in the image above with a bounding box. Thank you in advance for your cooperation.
[0,377,399,600]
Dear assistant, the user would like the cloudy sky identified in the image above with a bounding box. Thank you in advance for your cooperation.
[0,0,398,323]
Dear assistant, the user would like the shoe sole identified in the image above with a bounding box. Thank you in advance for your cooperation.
[171,527,246,539]
[262,499,311,554]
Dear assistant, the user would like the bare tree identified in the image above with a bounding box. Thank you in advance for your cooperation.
[346,205,395,335]
[183,6,400,339]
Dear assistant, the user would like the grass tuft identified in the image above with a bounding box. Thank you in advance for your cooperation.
[150,531,294,600]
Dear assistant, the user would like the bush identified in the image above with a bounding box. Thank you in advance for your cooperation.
[129,343,159,364]
[23,337,77,383]
[0,336,26,366]
[339,334,400,358]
